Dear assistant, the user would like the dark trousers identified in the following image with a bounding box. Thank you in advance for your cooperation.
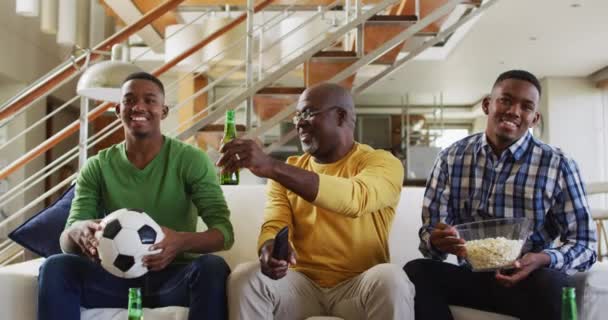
[404,258,571,320]
[38,253,230,320]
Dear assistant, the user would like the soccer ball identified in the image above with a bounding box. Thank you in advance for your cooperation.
[96,208,164,278]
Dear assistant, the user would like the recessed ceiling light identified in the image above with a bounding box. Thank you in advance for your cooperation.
[570,3,581,8]
[529,36,537,41]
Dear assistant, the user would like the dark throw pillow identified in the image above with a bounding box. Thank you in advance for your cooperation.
[8,184,74,257]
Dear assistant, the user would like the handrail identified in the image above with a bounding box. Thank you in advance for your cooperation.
[177,0,399,141]
[0,0,276,182]
[0,59,81,128]
[0,96,79,153]
[0,0,187,122]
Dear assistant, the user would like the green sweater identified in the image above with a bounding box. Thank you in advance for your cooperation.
[67,136,234,253]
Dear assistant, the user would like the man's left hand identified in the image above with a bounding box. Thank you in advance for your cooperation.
[495,252,551,287]
[142,227,184,271]
[217,138,277,178]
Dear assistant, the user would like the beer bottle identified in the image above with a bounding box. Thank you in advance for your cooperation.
[127,287,143,320]
[219,109,239,185]
[561,287,577,320]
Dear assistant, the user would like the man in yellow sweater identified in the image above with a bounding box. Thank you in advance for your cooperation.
[219,83,415,319]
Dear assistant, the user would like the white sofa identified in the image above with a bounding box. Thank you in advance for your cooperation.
[1,185,608,320]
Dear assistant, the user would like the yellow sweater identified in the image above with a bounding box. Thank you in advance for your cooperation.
[258,143,404,287]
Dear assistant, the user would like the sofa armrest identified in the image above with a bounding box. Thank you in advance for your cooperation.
[572,261,608,320]
[0,258,44,320]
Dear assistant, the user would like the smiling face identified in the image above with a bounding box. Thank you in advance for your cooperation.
[116,79,168,139]
[295,89,340,156]
[483,78,541,152]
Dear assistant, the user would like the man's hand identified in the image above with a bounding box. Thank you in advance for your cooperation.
[67,220,102,259]
[495,252,551,287]
[429,222,466,257]
[259,239,297,280]
[217,138,278,178]
[142,227,184,271]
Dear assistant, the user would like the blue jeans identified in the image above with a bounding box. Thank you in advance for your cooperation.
[38,253,230,320]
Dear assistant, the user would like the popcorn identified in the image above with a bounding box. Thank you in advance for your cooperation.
[464,237,523,270]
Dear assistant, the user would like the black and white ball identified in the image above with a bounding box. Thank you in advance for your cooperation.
[96,208,164,278]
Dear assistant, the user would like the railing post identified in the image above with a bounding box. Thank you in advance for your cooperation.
[405,93,410,178]
[356,0,363,57]
[245,0,254,130]
[344,0,351,51]
[78,97,89,169]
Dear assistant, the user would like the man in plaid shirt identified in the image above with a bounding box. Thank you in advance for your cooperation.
[404,70,597,320]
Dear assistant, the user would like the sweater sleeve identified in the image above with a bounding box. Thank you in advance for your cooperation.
[66,156,102,227]
[312,150,404,218]
[257,178,293,252]
[188,149,234,250]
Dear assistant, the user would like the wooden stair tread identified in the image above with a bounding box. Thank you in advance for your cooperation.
[368,14,418,24]
[257,87,305,95]
[312,50,357,58]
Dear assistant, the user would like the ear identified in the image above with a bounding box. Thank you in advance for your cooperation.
[531,111,541,127]
[161,105,169,119]
[482,96,490,115]
[114,104,121,116]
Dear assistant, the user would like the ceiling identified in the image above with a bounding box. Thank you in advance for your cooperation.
[358,0,608,106]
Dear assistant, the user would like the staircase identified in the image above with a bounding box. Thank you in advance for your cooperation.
[0,0,498,265]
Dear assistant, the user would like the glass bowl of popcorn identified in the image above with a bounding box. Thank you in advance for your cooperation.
[455,217,532,272]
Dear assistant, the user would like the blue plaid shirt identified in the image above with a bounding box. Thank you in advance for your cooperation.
[420,131,597,274]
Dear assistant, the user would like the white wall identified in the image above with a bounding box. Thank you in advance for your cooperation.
[542,77,608,209]
[0,85,48,238]
[471,100,486,134]
[0,1,70,85]
[543,77,607,183]
[0,84,28,230]
[0,1,81,239]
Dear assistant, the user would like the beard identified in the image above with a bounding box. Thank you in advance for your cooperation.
[301,138,319,155]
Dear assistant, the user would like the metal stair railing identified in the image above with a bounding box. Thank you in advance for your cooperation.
[248,0,465,140]
[0,0,339,221]
[0,0,369,259]
[168,0,346,137]
[0,0,483,263]
[0,0,188,124]
[253,0,500,152]
[0,0,276,183]
[175,0,401,142]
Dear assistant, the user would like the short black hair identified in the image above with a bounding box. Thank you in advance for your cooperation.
[122,72,165,95]
[493,70,542,96]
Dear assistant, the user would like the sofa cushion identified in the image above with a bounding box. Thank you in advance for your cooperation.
[8,185,74,257]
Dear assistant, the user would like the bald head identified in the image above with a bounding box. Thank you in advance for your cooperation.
[303,83,356,128]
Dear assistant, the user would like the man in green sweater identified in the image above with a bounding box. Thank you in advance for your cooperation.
[37,72,234,320]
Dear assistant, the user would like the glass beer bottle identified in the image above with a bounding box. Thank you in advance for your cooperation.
[127,287,143,320]
[219,109,239,185]
[561,287,577,320]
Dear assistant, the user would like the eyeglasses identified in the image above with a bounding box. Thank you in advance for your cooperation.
[292,106,340,124]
